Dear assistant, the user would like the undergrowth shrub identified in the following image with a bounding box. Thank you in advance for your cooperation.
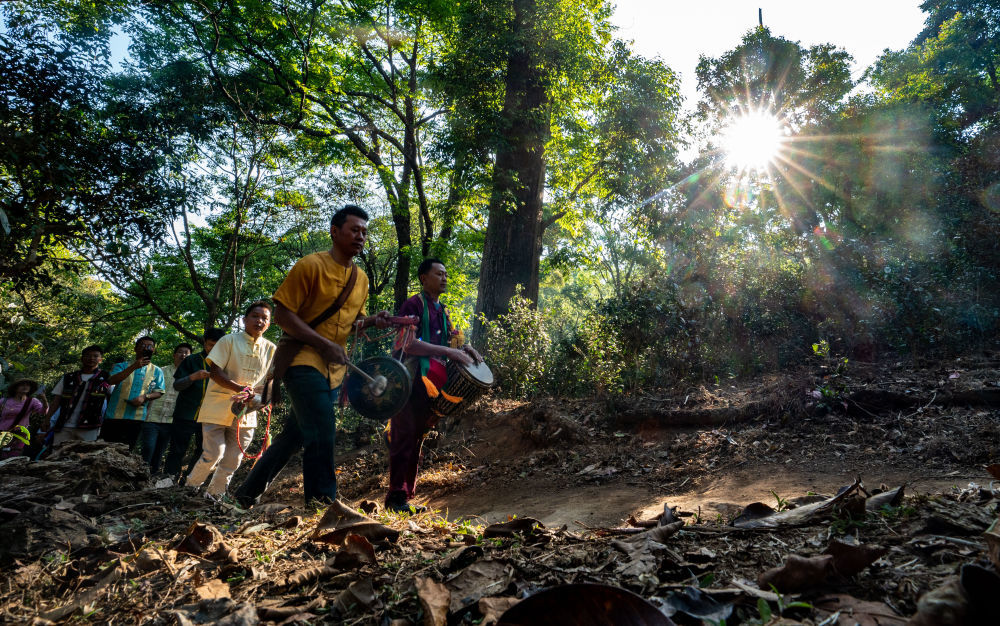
[480,290,550,398]
[545,314,626,397]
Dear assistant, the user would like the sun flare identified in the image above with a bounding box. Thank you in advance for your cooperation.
[720,110,785,172]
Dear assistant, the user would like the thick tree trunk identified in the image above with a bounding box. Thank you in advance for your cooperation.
[473,0,549,340]
[390,196,412,311]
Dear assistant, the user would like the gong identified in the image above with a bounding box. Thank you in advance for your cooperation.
[345,356,412,420]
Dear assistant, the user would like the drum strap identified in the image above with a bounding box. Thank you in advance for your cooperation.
[417,292,452,378]
[417,293,463,404]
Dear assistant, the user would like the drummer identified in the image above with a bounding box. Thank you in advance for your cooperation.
[387,258,482,514]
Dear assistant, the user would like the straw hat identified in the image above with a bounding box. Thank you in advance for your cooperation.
[6,378,39,397]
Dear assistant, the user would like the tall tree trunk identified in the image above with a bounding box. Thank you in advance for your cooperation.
[390,183,413,311]
[473,0,549,340]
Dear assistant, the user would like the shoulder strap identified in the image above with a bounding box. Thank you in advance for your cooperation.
[307,263,358,329]
[15,396,35,421]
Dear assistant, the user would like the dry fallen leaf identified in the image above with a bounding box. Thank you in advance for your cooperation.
[257,598,325,621]
[495,583,674,625]
[193,578,231,601]
[41,560,126,622]
[758,554,835,593]
[334,578,381,615]
[446,560,510,613]
[415,576,450,626]
[629,520,684,544]
[282,565,336,587]
[813,593,909,625]
[483,517,544,539]
[173,522,238,563]
[984,517,1000,570]
[479,596,519,626]
[330,534,378,569]
[909,576,967,626]
[824,539,887,576]
[312,500,400,545]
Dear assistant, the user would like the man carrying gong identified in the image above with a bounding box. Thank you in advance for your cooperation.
[387,258,483,514]
[235,205,389,506]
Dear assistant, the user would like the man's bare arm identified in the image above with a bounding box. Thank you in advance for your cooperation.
[108,359,148,385]
[404,340,473,365]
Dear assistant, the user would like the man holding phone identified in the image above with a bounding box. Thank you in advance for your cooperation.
[100,336,165,449]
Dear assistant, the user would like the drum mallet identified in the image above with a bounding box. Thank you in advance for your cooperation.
[346,362,388,397]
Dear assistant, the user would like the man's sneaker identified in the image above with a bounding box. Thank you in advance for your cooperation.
[386,500,427,515]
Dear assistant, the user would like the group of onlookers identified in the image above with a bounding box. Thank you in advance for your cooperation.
[3,204,484,514]
[0,318,273,500]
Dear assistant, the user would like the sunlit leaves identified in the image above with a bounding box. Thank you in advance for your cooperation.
[0,13,170,283]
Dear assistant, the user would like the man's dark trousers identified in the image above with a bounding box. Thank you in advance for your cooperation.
[139,422,171,474]
[235,366,340,506]
[163,419,202,478]
[99,419,143,449]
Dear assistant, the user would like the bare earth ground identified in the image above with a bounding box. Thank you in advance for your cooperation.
[3,352,1000,624]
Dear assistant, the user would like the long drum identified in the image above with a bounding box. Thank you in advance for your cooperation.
[432,360,494,417]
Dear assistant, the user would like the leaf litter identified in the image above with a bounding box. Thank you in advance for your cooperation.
[3,353,1000,623]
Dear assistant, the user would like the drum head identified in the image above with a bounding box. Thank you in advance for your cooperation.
[345,357,412,420]
[462,360,494,387]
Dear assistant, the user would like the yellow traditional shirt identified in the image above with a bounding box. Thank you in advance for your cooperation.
[199,332,276,428]
[273,251,369,388]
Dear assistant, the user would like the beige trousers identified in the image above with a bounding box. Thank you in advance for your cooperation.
[185,423,254,496]
[53,427,101,445]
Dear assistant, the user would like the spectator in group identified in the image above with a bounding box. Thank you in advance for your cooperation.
[139,342,192,474]
[44,346,113,447]
[100,336,165,449]
[164,329,226,479]
[1,378,47,459]
[184,303,276,500]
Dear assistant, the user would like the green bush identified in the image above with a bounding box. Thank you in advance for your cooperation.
[480,289,550,399]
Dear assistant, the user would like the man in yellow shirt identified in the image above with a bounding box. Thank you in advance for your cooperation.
[235,205,388,506]
[185,301,276,499]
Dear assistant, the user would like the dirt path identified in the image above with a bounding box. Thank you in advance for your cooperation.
[424,465,982,528]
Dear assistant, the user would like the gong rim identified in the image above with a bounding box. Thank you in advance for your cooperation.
[345,356,412,420]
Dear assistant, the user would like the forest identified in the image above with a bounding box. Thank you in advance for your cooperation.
[2,0,1000,624]
[2,0,996,389]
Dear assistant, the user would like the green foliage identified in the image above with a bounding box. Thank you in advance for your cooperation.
[769,490,790,513]
[0,11,173,284]
[480,289,550,399]
[3,0,1000,404]
[0,425,31,448]
[0,255,147,385]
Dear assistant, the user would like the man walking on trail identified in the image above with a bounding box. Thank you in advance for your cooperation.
[385,258,482,513]
[185,303,276,500]
[45,346,112,447]
[139,342,192,474]
[164,329,226,479]
[101,336,165,449]
[234,204,389,507]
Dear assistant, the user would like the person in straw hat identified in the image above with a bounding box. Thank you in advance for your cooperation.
[1,377,47,459]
